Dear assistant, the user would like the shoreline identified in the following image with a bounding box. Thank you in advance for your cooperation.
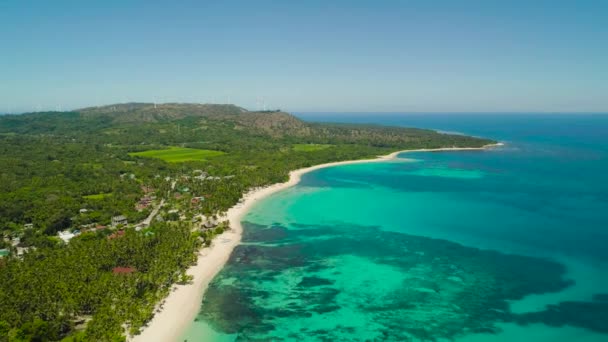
[130,142,502,342]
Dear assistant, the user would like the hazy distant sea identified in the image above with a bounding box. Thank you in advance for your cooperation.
[184,113,608,341]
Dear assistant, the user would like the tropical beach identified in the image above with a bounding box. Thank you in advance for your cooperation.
[132,143,502,342]
[3,1,607,341]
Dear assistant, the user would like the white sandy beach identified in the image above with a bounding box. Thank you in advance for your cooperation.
[130,142,502,342]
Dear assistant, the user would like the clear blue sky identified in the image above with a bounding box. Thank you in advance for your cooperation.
[1,0,606,113]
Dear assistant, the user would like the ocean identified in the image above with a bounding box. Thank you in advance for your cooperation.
[183,113,608,341]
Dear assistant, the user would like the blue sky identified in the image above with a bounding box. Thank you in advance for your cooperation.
[1,0,606,113]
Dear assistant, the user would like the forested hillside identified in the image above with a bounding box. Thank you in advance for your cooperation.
[0,103,494,341]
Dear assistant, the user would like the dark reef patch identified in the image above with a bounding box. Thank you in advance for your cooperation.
[515,299,608,334]
[592,293,608,302]
[298,276,334,287]
[195,221,607,340]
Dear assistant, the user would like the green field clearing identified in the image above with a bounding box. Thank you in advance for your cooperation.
[129,147,225,163]
[84,193,113,200]
[293,144,333,152]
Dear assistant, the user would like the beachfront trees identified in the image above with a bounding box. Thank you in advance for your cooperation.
[0,222,200,340]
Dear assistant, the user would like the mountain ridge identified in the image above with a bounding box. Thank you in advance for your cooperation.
[0,102,495,146]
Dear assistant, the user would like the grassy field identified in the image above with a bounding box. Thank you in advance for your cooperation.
[129,147,225,163]
[84,193,113,200]
[293,144,333,152]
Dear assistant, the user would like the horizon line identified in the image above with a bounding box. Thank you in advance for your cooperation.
[1,102,607,115]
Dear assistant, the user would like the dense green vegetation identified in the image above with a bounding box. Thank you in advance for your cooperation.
[0,103,494,340]
[0,223,201,341]
[292,143,333,152]
[128,147,225,163]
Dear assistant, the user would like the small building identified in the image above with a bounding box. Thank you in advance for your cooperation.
[136,204,147,211]
[191,196,204,205]
[112,266,136,275]
[24,223,34,229]
[111,215,128,227]
[200,215,219,229]
[58,230,76,243]
[16,247,30,257]
[79,208,89,214]
[141,185,154,194]
[108,230,125,240]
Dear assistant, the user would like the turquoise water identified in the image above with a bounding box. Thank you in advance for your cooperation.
[184,114,608,341]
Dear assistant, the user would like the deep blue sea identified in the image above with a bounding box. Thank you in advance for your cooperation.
[185,113,608,341]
